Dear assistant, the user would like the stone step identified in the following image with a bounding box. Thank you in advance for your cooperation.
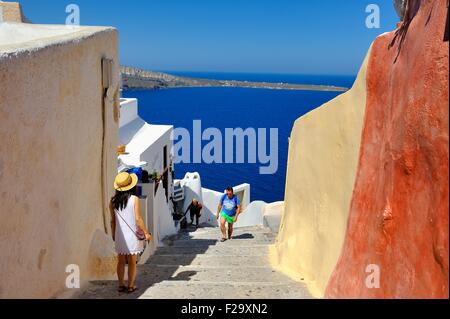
[172,231,277,241]
[154,244,272,256]
[177,226,272,237]
[162,238,275,248]
[75,225,314,299]
[146,254,270,267]
[138,265,295,285]
[139,281,312,299]
[175,229,276,240]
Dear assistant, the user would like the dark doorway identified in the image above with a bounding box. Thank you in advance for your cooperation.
[163,145,169,202]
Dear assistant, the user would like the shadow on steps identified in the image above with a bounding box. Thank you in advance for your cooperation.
[75,224,222,299]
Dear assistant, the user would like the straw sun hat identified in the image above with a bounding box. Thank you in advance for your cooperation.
[117,144,129,156]
[114,172,138,192]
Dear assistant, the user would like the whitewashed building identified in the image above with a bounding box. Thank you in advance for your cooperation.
[118,97,177,259]
[118,96,270,250]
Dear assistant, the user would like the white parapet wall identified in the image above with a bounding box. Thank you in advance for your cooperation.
[201,187,224,225]
[177,172,256,227]
[232,201,284,230]
[231,183,251,212]
[234,201,267,227]
[119,98,138,127]
[180,172,204,214]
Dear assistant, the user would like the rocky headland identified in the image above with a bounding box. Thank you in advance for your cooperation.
[120,66,349,92]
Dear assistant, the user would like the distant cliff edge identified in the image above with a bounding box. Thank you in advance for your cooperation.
[120,66,349,92]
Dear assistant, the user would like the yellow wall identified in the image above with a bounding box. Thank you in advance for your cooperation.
[270,47,372,298]
[0,2,24,22]
[0,28,119,298]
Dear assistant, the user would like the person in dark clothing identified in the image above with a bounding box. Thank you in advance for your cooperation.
[186,199,203,227]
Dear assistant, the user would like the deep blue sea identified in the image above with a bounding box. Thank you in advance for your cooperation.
[122,73,356,203]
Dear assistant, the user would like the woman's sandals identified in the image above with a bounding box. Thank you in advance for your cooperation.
[127,286,138,294]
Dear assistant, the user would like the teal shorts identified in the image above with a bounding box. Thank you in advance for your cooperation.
[220,211,235,224]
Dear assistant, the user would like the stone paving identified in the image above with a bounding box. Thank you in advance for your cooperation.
[76,225,312,299]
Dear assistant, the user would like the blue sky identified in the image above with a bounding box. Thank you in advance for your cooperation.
[16,0,399,75]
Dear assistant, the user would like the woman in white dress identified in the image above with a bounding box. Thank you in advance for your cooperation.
[109,172,151,294]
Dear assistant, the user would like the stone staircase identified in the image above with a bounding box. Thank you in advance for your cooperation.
[76,225,312,299]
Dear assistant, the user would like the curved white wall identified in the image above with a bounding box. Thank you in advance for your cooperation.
[180,172,203,212]
[234,201,266,228]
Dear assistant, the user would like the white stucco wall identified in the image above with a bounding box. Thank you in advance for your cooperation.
[234,201,266,227]
[201,187,224,225]
[119,98,138,127]
[177,174,252,227]
[0,24,120,298]
[119,98,173,181]
[180,172,203,213]
[118,97,178,257]
[141,128,172,177]
[154,184,178,243]
[136,179,178,263]
[232,200,283,229]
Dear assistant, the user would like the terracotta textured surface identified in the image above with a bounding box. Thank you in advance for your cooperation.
[326,0,449,298]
